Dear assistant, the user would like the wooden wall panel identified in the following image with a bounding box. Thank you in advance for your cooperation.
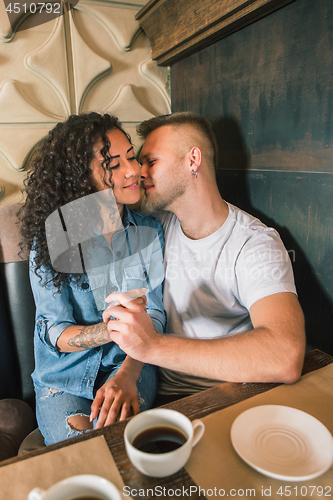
[171,0,333,354]
[172,0,333,173]
[136,0,295,66]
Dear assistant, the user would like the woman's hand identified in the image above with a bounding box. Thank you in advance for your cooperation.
[130,294,147,311]
[103,288,147,323]
[90,355,144,429]
[90,366,141,429]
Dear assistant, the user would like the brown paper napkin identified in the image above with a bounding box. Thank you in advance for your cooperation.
[0,435,124,500]
[186,364,333,500]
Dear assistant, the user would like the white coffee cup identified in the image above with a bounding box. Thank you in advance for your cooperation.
[27,474,122,500]
[124,408,205,477]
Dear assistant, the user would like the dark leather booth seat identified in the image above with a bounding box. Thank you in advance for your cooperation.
[0,203,35,406]
[0,203,39,457]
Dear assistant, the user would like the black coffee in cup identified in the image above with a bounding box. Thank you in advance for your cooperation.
[132,426,187,454]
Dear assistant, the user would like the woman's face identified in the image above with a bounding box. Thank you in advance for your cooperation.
[90,128,141,207]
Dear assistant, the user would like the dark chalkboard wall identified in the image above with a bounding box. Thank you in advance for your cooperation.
[171,0,333,354]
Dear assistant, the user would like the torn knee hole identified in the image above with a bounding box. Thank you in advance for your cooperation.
[67,414,93,431]
[40,388,63,400]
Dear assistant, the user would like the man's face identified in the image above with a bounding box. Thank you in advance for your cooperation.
[139,126,188,212]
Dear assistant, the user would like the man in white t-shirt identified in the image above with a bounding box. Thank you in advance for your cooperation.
[103,112,306,394]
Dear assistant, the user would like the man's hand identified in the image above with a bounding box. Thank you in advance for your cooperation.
[102,292,160,362]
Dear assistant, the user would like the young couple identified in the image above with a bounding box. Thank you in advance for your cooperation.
[20,112,306,446]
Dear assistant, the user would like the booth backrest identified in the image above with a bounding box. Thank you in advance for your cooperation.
[0,203,35,407]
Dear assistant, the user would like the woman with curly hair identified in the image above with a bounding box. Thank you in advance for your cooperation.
[19,112,165,445]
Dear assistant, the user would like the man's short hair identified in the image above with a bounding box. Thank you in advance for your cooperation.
[137,112,218,172]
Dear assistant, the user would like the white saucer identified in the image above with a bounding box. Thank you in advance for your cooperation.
[230,405,333,481]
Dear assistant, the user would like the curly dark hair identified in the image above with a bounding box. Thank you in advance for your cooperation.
[19,112,131,291]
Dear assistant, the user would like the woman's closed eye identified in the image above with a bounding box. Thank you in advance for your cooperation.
[108,163,120,170]
[106,156,120,170]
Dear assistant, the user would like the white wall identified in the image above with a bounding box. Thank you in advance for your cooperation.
[0,0,170,205]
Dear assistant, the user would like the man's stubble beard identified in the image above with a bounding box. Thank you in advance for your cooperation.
[144,160,188,213]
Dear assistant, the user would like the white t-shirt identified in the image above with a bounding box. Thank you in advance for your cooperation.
[157,202,297,394]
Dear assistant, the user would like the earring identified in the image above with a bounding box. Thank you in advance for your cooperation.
[191,169,198,178]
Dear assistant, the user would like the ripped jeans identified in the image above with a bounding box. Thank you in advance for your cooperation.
[34,363,158,446]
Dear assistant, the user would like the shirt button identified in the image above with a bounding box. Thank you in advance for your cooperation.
[110,286,117,292]
[143,270,148,278]
[116,251,121,258]
[37,319,43,326]
[81,282,89,289]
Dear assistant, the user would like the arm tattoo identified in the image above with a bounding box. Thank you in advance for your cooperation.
[68,323,111,350]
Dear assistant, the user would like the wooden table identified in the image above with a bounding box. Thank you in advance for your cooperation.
[1,349,332,499]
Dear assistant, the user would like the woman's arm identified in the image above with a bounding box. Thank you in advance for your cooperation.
[56,291,148,352]
[56,323,111,352]
[56,294,147,427]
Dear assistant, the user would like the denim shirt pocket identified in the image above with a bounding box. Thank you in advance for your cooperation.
[123,260,150,291]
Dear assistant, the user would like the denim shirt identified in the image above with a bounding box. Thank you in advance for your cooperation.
[31,207,166,399]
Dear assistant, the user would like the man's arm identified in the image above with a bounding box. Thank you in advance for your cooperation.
[103,291,306,384]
